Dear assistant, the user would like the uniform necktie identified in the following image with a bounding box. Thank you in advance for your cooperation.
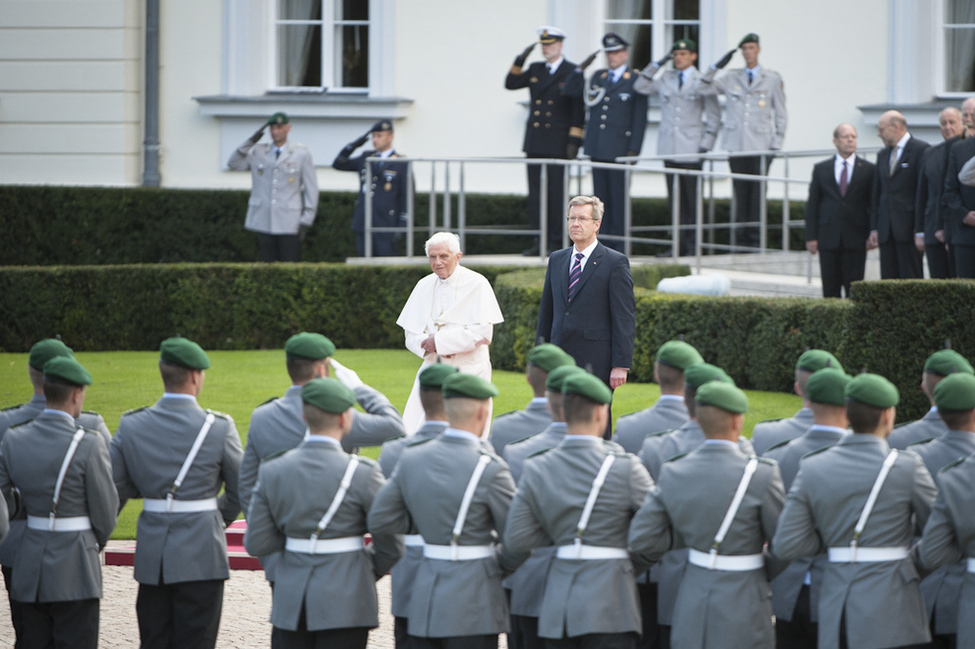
[748,70,754,85]
[889,147,899,176]
[839,161,849,197]
[678,72,684,89]
[568,252,584,302]
[275,148,281,159]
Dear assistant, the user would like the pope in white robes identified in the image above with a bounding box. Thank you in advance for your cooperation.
[396,232,504,435]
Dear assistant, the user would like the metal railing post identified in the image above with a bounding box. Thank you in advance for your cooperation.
[406,161,414,258]
[562,162,570,250]
[707,157,715,253]
[695,175,703,272]
[364,159,373,258]
[759,153,768,254]
[782,152,790,252]
[539,162,548,259]
[428,162,437,238]
[444,162,452,230]
[624,165,633,258]
[671,171,680,260]
[458,162,466,252]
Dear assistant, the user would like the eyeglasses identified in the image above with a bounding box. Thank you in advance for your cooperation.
[566,216,598,223]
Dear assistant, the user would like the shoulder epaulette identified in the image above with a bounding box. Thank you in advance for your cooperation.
[939,456,968,474]
[493,409,521,420]
[892,420,913,429]
[754,456,777,466]
[0,403,24,412]
[907,437,937,448]
[257,396,279,407]
[603,440,626,454]
[121,406,149,416]
[381,434,407,446]
[8,419,33,430]
[754,418,783,426]
[526,446,556,460]
[632,68,642,75]
[646,429,674,439]
[406,436,436,448]
[477,446,502,461]
[764,438,793,454]
[205,409,232,420]
[80,410,101,416]
[799,445,832,460]
[260,449,290,464]
[81,426,100,436]
[356,455,380,468]
[663,451,690,464]
[507,432,541,448]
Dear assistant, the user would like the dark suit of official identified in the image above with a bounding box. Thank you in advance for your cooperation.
[943,137,975,277]
[872,135,929,278]
[536,242,636,388]
[806,155,875,297]
[506,59,585,252]
[916,137,961,278]
[332,147,409,257]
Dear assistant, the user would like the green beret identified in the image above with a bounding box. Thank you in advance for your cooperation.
[796,349,843,374]
[672,38,697,53]
[684,363,734,390]
[159,337,210,370]
[43,356,92,387]
[695,381,748,414]
[805,368,851,406]
[738,33,760,47]
[546,365,587,392]
[267,112,289,125]
[846,373,899,409]
[933,372,975,411]
[419,363,459,389]
[528,344,576,373]
[301,378,356,413]
[285,332,336,360]
[656,340,704,371]
[29,338,74,371]
[442,373,499,400]
[924,350,974,377]
[562,373,613,405]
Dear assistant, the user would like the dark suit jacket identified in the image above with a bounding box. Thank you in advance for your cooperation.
[536,242,636,384]
[805,155,875,250]
[506,60,585,158]
[872,136,930,243]
[915,136,961,240]
[943,137,975,246]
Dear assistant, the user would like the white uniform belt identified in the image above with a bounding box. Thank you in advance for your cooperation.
[967,558,975,573]
[403,534,424,547]
[556,544,630,560]
[688,549,764,571]
[423,544,494,561]
[26,515,91,532]
[828,546,908,562]
[142,497,218,513]
[285,536,364,554]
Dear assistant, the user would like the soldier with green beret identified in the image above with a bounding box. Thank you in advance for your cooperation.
[615,340,703,454]
[752,349,844,455]
[0,353,117,649]
[491,343,575,455]
[890,348,975,450]
[773,371,937,649]
[245,376,400,648]
[111,336,244,649]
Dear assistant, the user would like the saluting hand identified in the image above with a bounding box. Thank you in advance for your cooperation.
[350,130,371,149]
[515,42,536,67]
[248,124,267,144]
[653,52,673,68]
[578,50,600,72]
[330,359,365,390]
[714,48,736,70]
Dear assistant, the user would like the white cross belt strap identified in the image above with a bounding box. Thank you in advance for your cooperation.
[143,497,218,513]
[688,549,764,571]
[828,546,908,563]
[295,457,360,555]
[162,413,216,514]
[403,534,424,547]
[27,515,91,532]
[565,454,617,557]
[556,545,629,560]
[701,458,759,570]
[845,450,899,561]
[424,544,494,561]
[437,454,494,561]
[44,428,87,531]
[285,536,364,554]
[968,558,975,573]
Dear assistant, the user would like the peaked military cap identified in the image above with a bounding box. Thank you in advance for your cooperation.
[805,368,851,406]
[846,373,898,409]
[419,363,459,389]
[603,32,629,52]
[301,377,356,413]
[684,363,733,390]
[43,356,92,387]
[371,119,393,133]
[546,365,587,392]
[442,373,499,400]
[796,349,843,374]
[738,33,760,47]
[562,373,613,404]
[656,340,704,371]
[538,26,566,44]
[924,349,974,377]
[29,338,74,371]
[285,332,336,360]
[672,38,697,53]
[267,112,289,125]
[160,337,210,370]
[696,381,748,414]
[528,343,576,373]
[933,372,975,411]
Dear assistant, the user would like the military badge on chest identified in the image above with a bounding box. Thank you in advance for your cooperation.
[383,169,397,192]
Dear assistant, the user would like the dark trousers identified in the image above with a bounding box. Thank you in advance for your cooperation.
[527,156,567,252]
[257,233,301,262]
[879,239,923,279]
[635,581,659,649]
[664,160,704,256]
[818,247,866,298]
[729,155,772,249]
[2,565,26,647]
[775,584,817,649]
[271,604,369,649]
[593,163,628,252]
[136,579,224,649]
[926,242,953,279]
[395,616,412,649]
[18,597,99,649]
[657,625,671,649]
[953,244,975,278]
[545,632,638,649]
[409,634,498,649]
[355,231,400,257]
[510,614,543,649]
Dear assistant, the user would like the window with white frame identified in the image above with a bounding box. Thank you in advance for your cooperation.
[943,0,975,94]
[604,0,700,69]
[273,0,369,91]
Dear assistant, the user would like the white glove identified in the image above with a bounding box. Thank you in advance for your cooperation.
[330,358,364,390]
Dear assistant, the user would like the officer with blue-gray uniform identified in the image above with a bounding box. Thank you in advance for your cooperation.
[563,33,648,252]
[110,337,244,649]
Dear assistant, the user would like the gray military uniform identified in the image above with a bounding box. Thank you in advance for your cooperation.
[633,65,720,158]
[368,430,518,638]
[111,395,244,585]
[699,66,787,151]
[888,407,946,450]
[750,407,813,456]
[244,437,401,632]
[505,436,653,639]
[378,420,447,479]
[613,396,689,455]
[0,411,118,602]
[772,435,938,649]
[629,441,784,649]
[489,398,551,455]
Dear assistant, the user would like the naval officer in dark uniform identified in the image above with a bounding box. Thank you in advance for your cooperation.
[563,32,648,252]
[506,26,586,255]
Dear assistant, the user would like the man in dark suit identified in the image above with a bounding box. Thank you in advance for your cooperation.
[943,121,975,278]
[506,27,586,256]
[805,124,875,298]
[563,32,648,252]
[536,195,636,437]
[869,110,929,279]
[915,107,964,278]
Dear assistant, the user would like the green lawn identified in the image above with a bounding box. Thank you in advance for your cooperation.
[1,349,802,539]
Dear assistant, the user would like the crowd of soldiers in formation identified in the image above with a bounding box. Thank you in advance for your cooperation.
[2,334,975,649]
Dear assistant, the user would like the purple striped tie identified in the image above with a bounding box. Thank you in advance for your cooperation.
[568,252,584,302]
